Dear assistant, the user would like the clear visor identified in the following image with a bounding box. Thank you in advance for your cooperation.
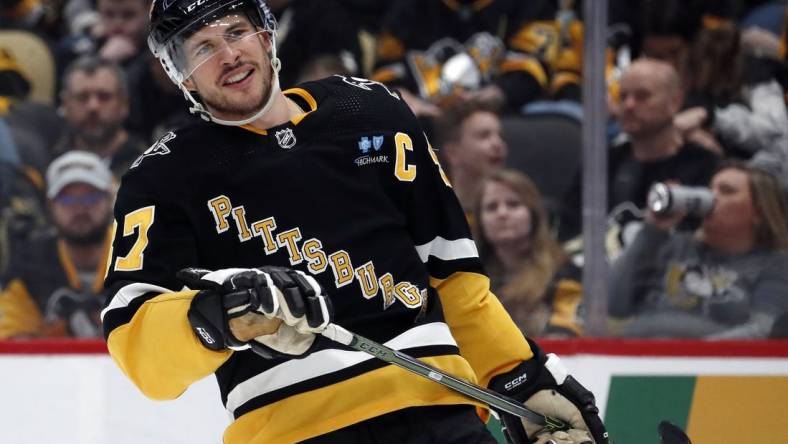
[158,6,272,83]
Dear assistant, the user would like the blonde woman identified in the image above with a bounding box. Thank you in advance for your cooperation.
[473,169,583,337]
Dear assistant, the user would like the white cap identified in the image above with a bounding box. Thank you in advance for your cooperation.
[46,151,113,198]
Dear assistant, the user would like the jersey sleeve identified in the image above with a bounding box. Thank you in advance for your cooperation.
[382,90,534,385]
[102,162,231,401]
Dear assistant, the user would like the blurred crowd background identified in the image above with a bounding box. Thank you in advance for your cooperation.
[1,0,787,341]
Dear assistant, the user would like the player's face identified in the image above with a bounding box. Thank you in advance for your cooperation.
[50,183,112,245]
[61,68,129,145]
[480,180,532,248]
[701,168,757,242]
[182,14,272,121]
[453,111,507,176]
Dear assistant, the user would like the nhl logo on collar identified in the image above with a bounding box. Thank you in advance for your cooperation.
[274,128,296,150]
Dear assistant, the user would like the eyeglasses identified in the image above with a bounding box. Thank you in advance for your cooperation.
[53,191,108,207]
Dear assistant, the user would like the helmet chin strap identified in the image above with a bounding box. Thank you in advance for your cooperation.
[180,37,282,128]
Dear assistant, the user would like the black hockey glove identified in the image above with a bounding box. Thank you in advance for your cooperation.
[489,339,610,444]
[178,267,332,359]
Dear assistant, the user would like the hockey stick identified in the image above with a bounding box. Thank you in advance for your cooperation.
[320,323,569,432]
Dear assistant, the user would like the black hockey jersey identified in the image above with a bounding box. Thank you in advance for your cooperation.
[102,76,531,443]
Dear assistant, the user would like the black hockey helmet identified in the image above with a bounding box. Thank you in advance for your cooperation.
[146,0,281,125]
[148,0,277,81]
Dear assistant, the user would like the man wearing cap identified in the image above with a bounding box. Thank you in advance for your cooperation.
[0,151,114,338]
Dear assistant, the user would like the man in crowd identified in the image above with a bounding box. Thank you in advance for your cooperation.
[55,0,152,78]
[0,151,114,338]
[435,100,508,215]
[54,56,145,179]
[611,58,720,210]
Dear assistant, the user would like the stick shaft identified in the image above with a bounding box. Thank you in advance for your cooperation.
[321,324,566,430]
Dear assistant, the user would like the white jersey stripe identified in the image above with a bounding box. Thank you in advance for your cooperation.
[100,282,174,321]
[414,236,478,263]
[225,322,457,414]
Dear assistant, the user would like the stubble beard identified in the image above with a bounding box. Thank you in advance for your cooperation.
[202,62,271,119]
[76,120,123,149]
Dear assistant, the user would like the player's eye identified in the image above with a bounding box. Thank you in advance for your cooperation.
[193,43,214,58]
[227,27,251,40]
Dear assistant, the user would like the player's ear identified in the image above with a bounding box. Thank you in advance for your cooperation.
[259,30,272,51]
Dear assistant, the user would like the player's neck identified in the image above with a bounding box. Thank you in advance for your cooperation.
[247,94,302,130]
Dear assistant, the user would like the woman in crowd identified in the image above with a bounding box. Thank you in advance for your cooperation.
[610,161,788,338]
[473,169,583,337]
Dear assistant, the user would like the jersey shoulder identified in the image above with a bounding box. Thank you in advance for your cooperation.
[118,121,231,195]
[295,75,417,134]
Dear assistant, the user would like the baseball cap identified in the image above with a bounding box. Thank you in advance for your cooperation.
[46,150,113,198]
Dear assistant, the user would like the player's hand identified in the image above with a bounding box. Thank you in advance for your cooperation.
[178,267,332,359]
[489,340,609,444]
[532,429,594,444]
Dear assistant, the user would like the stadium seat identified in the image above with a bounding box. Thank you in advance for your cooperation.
[0,30,55,105]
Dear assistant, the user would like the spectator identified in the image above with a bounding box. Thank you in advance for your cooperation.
[637,0,704,83]
[677,19,788,159]
[54,56,145,178]
[569,58,725,259]
[0,118,48,276]
[54,0,151,90]
[371,0,576,116]
[0,151,114,339]
[0,46,57,255]
[473,169,583,338]
[610,161,788,339]
[0,42,63,175]
[611,58,721,211]
[434,99,507,215]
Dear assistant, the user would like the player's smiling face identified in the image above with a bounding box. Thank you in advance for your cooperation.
[182,13,272,121]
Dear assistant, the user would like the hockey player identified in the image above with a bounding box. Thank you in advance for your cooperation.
[102,1,609,443]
